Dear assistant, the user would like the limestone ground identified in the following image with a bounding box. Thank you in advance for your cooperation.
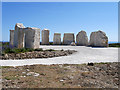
[2,62,119,88]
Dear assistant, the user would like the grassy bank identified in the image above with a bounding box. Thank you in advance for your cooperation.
[109,43,120,47]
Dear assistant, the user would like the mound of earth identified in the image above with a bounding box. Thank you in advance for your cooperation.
[1,50,76,60]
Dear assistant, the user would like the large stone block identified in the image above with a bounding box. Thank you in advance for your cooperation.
[24,27,40,49]
[53,33,61,45]
[76,30,88,46]
[9,30,14,45]
[14,23,25,48]
[89,30,108,47]
[42,29,49,45]
[63,33,75,45]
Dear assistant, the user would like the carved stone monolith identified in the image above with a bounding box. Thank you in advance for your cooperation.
[14,23,25,48]
[76,30,88,46]
[63,33,75,45]
[24,27,40,49]
[42,29,49,45]
[53,33,61,45]
[9,30,14,45]
[89,30,108,47]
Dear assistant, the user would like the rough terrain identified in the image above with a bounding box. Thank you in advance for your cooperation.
[1,62,119,88]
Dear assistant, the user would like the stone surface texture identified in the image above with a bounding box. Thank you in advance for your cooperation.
[53,33,61,45]
[42,29,49,45]
[89,30,108,47]
[70,42,76,46]
[24,27,40,49]
[76,30,88,46]
[14,23,25,48]
[63,33,75,45]
[9,30,14,45]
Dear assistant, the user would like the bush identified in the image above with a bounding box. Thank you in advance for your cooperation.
[109,43,120,47]
[4,48,34,54]
[49,42,53,45]
[34,48,43,51]
[4,48,15,53]
[25,48,34,52]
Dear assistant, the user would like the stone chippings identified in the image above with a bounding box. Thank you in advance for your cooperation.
[2,62,119,88]
[9,30,14,45]
[25,27,40,49]
[53,33,61,45]
[1,50,76,60]
[89,30,108,47]
[42,29,49,45]
[63,33,75,45]
[76,30,88,46]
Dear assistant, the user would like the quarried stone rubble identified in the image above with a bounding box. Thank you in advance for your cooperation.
[89,30,108,47]
[42,29,49,45]
[63,33,75,45]
[14,23,25,48]
[76,31,88,46]
[9,30,14,45]
[53,33,61,45]
[24,27,40,49]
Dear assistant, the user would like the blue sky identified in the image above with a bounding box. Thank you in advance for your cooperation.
[2,2,118,42]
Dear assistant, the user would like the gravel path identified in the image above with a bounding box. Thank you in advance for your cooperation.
[0,46,118,66]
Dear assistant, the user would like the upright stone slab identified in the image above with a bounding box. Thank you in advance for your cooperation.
[76,31,88,46]
[63,33,75,45]
[25,27,40,49]
[42,29,49,45]
[9,30,14,45]
[14,23,25,48]
[53,33,61,45]
[89,30,108,47]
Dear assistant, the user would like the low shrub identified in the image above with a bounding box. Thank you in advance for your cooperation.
[4,48,15,53]
[4,48,34,54]
[49,42,53,45]
[34,48,43,51]
[109,43,120,47]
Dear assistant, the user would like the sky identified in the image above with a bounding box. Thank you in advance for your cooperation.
[2,2,118,42]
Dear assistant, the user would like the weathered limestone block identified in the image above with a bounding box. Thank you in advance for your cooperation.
[76,30,88,46]
[70,42,76,46]
[42,29,49,45]
[53,33,61,45]
[89,30,108,47]
[63,33,75,45]
[24,27,40,49]
[14,23,25,48]
[9,30,14,45]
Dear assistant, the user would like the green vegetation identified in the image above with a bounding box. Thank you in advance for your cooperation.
[2,42,9,46]
[0,66,11,69]
[2,47,56,54]
[5,76,19,80]
[3,48,34,54]
[49,42,53,45]
[34,48,43,51]
[109,43,120,47]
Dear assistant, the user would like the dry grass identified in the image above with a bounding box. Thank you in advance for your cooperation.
[2,62,119,88]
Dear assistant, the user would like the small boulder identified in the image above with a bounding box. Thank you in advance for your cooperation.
[87,63,94,66]
[70,42,76,46]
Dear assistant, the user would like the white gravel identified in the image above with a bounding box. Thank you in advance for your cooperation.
[0,46,118,66]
